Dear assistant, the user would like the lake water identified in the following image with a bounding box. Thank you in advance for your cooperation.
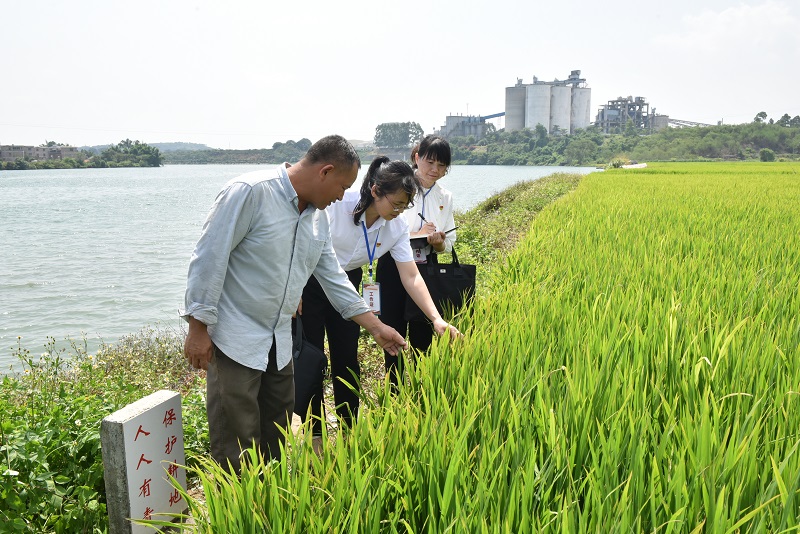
[0,163,598,368]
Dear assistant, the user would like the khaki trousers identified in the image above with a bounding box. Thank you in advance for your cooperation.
[206,342,294,474]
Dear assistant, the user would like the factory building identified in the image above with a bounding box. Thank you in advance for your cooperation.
[595,96,677,134]
[505,70,591,135]
[0,144,81,162]
[435,112,506,140]
[595,96,653,133]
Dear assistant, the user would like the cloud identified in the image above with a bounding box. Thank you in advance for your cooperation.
[654,1,799,55]
[643,1,800,123]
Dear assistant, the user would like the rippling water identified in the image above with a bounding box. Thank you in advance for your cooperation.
[0,163,597,368]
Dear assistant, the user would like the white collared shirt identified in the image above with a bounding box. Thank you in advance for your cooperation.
[182,165,369,371]
[327,191,414,271]
[402,181,456,255]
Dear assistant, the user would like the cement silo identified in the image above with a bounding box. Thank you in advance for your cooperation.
[550,85,572,134]
[525,84,551,130]
[505,84,526,131]
[570,87,591,132]
[504,70,591,134]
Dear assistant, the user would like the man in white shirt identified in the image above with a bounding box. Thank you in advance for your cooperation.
[182,135,406,473]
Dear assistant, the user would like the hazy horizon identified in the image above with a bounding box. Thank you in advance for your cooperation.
[2,0,798,150]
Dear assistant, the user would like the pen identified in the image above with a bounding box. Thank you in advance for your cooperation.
[419,214,454,233]
[417,212,437,232]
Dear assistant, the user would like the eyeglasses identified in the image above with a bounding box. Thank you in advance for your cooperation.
[386,196,414,212]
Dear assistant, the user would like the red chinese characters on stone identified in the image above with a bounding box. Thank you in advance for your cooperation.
[165,435,178,455]
[167,463,180,478]
[169,489,183,507]
[143,506,154,520]
[134,425,150,441]
[163,408,177,427]
[139,478,152,498]
[136,453,152,470]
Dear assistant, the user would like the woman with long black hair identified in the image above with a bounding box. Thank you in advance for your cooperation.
[296,155,459,445]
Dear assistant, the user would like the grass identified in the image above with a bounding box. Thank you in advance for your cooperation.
[0,328,208,533]
[351,172,585,422]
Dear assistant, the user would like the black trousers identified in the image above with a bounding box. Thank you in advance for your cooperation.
[297,268,363,436]
[375,256,433,387]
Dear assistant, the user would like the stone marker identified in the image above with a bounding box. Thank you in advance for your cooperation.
[101,390,187,534]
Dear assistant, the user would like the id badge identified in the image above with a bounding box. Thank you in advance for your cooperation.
[363,282,381,315]
[414,248,427,263]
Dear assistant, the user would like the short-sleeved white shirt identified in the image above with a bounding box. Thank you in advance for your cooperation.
[402,181,456,255]
[327,191,414,271]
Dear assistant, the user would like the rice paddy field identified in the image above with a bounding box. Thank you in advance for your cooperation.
[178,162,800,533]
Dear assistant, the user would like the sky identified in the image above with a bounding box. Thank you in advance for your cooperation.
[2,0,798,150]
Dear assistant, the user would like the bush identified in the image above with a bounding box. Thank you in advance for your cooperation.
[1,328,207,533]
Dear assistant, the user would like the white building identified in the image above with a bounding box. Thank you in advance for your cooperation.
[0,144,81,162]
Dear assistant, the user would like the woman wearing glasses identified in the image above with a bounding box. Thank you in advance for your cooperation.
[296,155,459,445]
[376,135,456,386]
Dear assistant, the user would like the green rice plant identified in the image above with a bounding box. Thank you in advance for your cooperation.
[172,161,798,532]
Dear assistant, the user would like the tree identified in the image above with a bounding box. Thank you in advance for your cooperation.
[99,139,163,167]
[374,122,424,148]
[777,114,792,127]
[534,124,548,146]
[563,139,598,165]
[624,119,638,137]
[754,111,768,123]
[759,148,776,162]
[791,116,800,128]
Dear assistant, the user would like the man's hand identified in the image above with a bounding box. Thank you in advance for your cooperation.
[352,312,408,355]
[370,322,408,355]
[185,316,213,370]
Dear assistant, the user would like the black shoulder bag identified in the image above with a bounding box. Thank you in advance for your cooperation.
[292,316,328,416]
[404,245,476,322]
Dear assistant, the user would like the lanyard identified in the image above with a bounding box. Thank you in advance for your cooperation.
[361,221,380,283]
[417,186,434,230]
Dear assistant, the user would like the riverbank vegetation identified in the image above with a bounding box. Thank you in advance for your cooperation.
[158,119,800,168]
[0,139,163,170]
[0,329,207,532]
[448,117,800,166]
[172,161,800,531]
[162,139,376,166]
[0,171,580,532]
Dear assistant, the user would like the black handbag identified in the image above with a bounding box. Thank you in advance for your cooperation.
[404,245,476,322]
[292,316,327,416]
